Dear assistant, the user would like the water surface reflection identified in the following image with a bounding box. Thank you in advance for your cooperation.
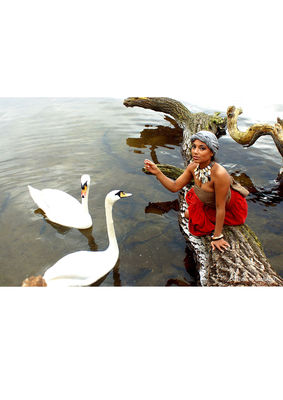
[126,115,183,164]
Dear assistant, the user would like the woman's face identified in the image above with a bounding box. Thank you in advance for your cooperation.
[191,139,214,165]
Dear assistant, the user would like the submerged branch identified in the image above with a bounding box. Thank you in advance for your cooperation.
[142,164,185,180]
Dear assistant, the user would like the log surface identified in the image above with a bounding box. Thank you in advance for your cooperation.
[124,97,283,286]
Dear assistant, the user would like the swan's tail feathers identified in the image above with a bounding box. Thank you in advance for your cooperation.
[28,185,48,211]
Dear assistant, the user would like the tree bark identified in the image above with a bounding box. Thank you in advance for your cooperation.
[124,97,283,286]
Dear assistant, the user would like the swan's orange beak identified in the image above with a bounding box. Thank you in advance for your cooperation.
[81,185,87,198]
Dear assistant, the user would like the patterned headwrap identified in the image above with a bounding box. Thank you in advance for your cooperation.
[190,130,219,156]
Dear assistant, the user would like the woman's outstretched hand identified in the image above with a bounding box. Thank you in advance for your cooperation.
[144,159,160,175]
[211,238,230,253]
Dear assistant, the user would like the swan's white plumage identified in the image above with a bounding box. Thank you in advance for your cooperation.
[43,190,132,287]
[44,250,114,286]
[28,174,92,229]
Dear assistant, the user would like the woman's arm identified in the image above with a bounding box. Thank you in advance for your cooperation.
[144,159,193,193]
[211,168,231,252]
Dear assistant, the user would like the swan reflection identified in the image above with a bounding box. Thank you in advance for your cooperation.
[34,208,98,251]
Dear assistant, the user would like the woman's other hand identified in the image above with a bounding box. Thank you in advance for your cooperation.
[144,159,160,175]
[211,238,230,252]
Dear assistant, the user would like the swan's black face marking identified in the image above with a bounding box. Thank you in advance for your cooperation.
[115,191,132,198]
[115,190,123,198]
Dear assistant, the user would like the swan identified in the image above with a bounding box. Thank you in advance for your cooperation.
[22,190,132,287]
[28,174,92,229]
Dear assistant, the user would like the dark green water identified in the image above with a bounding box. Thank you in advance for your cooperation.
[0,98,282,286]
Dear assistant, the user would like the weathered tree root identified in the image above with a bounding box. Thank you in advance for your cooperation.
[125,97,283,287]
[227,106,283,157]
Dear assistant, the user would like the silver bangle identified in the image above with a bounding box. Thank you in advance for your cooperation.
[211,234,224,241]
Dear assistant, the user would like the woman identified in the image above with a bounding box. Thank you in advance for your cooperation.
[144,130,248,252]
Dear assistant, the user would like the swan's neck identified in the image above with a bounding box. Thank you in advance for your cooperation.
[81,191,89,212]
[105,199,118,255]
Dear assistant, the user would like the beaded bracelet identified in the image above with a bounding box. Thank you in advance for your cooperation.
[211,234,224,241]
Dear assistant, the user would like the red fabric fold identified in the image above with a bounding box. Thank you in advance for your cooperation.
[185,187,248,236]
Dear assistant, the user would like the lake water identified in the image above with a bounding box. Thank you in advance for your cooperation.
[0,97,282,286]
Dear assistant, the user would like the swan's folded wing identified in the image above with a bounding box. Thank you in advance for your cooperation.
[28,186,91,227]
[43,250,115,286]
[28,185,50,211]
[41,188,81,209]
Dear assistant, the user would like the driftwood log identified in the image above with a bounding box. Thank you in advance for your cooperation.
[124,97,283,286]
[227,105,283,184]
[227,106,283,157]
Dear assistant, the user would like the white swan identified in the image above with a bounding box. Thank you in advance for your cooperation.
[28,174,92,229]
[40,190,132,287]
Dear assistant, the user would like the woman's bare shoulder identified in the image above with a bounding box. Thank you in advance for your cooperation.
[212,163,230,180]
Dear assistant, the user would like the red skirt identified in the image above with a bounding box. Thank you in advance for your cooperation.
[185,187,248,237]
